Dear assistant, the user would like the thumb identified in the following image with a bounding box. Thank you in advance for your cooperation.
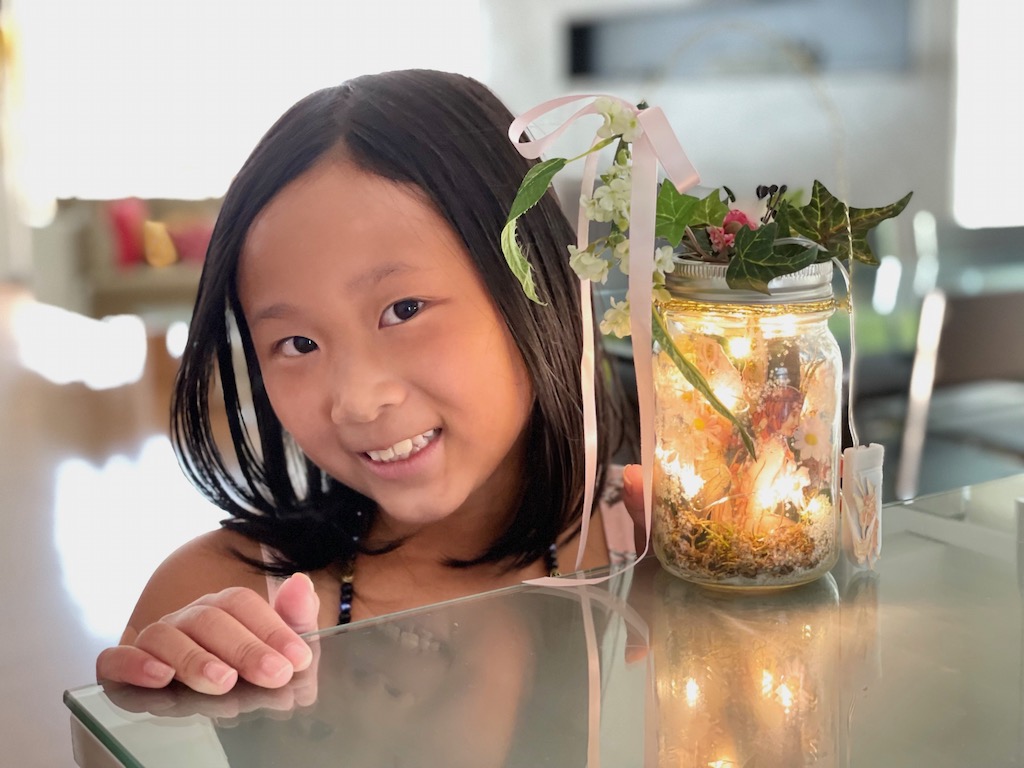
[273,572,321,635]
[622,464,648,552]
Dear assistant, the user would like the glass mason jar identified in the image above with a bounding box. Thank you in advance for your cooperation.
[653,570,840,766]
[652,260,842,589]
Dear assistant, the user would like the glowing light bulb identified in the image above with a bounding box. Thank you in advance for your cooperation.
[685,677,700,707]
[727,336,752,358]
[657,448,706,498]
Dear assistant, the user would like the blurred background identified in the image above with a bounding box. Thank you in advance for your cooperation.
[1,0,1021,765]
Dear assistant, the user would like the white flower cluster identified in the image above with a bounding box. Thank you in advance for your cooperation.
[581,148,632,231]
[570,101,677,339]
[593,97,644,144]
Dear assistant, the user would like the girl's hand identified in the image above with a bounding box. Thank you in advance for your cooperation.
[96,573,320,695]
[621,464,648,554]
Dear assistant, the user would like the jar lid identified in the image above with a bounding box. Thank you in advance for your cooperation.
[665,259,834,304]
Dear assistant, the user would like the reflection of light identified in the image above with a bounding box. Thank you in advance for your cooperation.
[54,436,223,641]
[726,336,751,359]
[11,299,147,389]
[166,321,190,359]
[708,760,735,767]
[685,678,700,707]
[762,316,798,339]
[761,669,774,696]
[775,683,794,711]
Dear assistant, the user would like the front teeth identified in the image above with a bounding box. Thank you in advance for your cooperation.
[366,429,437,463]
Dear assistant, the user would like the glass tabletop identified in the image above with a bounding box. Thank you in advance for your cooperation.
[65,473,1024,767]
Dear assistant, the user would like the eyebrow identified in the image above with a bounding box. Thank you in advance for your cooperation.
[248,262,414,324]
[347,262,413,292]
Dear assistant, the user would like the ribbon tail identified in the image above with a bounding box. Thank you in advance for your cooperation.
[575,146,603,573]
[629,135,659,562]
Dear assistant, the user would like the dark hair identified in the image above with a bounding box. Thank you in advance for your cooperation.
[171,69,626,575]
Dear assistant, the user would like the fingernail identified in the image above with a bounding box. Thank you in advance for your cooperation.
[260,653,292,681]
[292,572,315,595]
[625,645,648,665]
[285,640,313,669]
[143,659,174,681]
[623,465,636,494]
[204,661,236,687]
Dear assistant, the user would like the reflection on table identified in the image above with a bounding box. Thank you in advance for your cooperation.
[66,474,1024,767]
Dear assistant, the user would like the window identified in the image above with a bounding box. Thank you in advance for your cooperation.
[10,0,483,209]
[952,0,1024,229]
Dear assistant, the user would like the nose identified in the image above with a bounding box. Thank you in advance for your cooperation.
[327,346,406,425]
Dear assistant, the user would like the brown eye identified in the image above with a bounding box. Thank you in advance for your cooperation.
[381,299,424,327]
[281,336,318,356]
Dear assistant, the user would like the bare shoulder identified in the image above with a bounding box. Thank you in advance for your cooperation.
[123,528,268,639]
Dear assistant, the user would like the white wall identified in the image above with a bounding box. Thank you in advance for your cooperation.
[482,0,956,264]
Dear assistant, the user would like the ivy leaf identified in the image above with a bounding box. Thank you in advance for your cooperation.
[690,189,731,227]
[786,180,913,266]
[726,222,817,293]
[652,308,757,459]
[500,157,567,304]
[845,190,913,264]
[655,183,700,247]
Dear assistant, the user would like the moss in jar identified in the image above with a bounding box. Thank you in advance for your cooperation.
[653,485,835,583]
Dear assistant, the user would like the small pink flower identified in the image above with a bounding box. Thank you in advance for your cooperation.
[708,225,735,253]
[723,209,756,234]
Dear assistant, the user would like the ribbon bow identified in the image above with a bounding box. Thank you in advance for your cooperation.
[508,95,700,584]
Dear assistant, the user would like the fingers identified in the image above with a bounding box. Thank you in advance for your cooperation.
[273,573,321,638]
[97,645,176,688]
[100,585,319,695]
[133,589,308,694]
[105,676,311,720]
[622,464,649,553]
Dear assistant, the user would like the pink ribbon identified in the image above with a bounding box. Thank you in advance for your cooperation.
[508,95,700,585]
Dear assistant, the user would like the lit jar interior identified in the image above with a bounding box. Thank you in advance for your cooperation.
[653,572,840,765]
[652,261,842,589]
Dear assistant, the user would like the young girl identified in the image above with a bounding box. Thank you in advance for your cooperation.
[96,69,644,695]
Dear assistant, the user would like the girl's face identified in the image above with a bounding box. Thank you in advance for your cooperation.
[238,160,534,538]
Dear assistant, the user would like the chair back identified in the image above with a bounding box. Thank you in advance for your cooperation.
[895,287,1024,498]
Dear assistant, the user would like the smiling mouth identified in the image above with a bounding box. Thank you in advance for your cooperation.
[365,428,439,463]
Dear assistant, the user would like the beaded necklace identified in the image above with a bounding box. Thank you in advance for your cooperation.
[336,542,561,625]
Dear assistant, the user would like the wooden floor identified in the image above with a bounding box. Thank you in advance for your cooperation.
[0,283,222,767]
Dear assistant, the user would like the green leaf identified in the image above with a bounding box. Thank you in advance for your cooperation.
[846,190,913,265]
[501,157,567,305]
[723,222,812,293]
[506,157,567,223]
[652,308,757,459]
[690,189,731,227]
[500,220,543,304]
[786,180,913,266]
[655,183,701,247]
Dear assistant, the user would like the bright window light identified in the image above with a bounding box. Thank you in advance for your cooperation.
[952,0,1024,228]
[871,254,902,316]
[14,0,483,203]
[11,298,148,389]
